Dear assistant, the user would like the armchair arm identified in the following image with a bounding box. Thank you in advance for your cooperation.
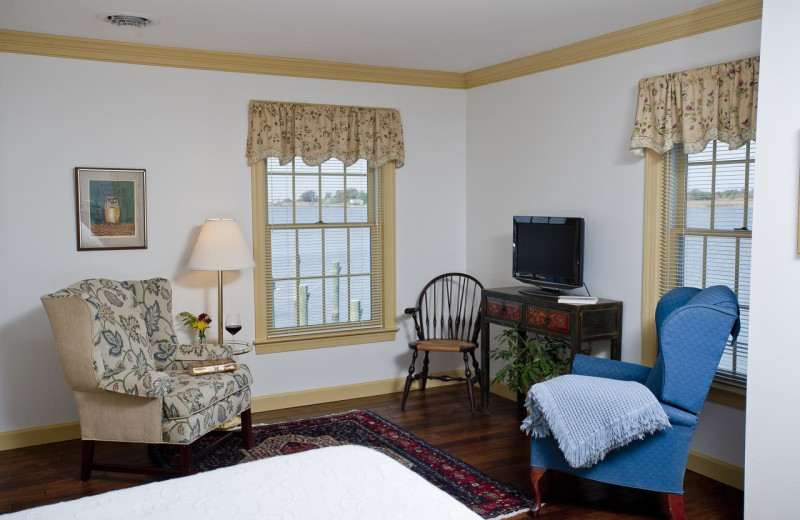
[151,342,234,370]
[571,354,651,384]
[100,369,172,398]
[404,307,418,316]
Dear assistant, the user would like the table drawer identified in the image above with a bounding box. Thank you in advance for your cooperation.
[486,298,523,322]
[527,307,571,333]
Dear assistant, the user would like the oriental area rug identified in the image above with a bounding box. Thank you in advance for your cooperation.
[153,410,530,519]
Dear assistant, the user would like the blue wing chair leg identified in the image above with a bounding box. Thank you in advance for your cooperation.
[668,494,687,520]
[529,466,547,517]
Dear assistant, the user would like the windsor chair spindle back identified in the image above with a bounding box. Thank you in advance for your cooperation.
[401,273,484,412]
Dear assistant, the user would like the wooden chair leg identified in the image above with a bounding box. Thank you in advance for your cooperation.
[469,350,481,387]
[401,349,418,411]
[668,494,687,520]
[241,408,253,449]
[179,444,194,476]
[420,352,430,391]
[80,440,94,481]
[463,352,476,413]
[529,466,547,517]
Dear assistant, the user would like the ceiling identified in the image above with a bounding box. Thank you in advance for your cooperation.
[0,0,723,73]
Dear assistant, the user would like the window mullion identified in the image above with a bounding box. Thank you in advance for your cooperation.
[319,167,326,325]
[710,140,717,230]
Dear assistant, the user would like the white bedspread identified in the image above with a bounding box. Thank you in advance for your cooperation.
[4,445,481,520]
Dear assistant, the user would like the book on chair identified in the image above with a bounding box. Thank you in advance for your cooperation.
[187,358,237,376]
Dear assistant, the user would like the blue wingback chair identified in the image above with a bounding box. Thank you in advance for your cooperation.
[528,286,740,519]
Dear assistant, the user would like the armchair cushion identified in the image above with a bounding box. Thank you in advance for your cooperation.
[161,386,251,444]
[571,354,651,384]
[152,342,234,371]
[661,403,698,428]
[162,365,253,419]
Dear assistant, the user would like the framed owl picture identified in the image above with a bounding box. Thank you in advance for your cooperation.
[74,167,147,251]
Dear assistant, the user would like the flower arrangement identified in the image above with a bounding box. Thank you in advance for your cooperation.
[178,311,212,343]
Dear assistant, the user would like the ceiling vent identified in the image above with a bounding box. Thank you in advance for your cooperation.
[97,13,159,28]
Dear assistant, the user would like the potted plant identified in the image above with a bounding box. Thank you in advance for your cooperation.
[490,327,571,418]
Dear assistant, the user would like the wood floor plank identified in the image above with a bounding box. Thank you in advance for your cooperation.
[0,386,742,519]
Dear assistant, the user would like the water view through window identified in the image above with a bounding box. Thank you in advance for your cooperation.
[265,157,380,333]
[675,140,754,385]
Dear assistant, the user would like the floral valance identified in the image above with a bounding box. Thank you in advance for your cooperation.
[246,100,405,168]
[629,56,759,158]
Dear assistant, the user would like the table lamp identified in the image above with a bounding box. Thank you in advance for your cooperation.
[187,218,255,343]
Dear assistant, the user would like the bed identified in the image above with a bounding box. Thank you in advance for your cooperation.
[5,445,482,519]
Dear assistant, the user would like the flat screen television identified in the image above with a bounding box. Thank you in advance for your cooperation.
[512,216,584,294]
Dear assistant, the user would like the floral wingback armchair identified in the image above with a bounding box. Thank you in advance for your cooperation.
[41,278,253,480]
[528,285,740,520]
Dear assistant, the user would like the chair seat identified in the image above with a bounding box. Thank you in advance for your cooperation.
[162,365,253,419]
[410,339,478,352]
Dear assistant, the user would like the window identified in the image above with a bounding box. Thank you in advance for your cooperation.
[251,157,397,353]
[643,140,754,389]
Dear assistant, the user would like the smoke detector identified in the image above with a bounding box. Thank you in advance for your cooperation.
[97,13,159,29]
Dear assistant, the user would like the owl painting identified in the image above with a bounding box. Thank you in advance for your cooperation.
[103,195,121,225]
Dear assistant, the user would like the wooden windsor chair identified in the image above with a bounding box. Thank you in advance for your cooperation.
[401,273,484,412]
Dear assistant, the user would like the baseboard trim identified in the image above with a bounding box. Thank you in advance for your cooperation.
[0,420,81,451]
[687,450,744,490]
[250,369,465,412]
[489,381,518,402]
[0,370,466,451]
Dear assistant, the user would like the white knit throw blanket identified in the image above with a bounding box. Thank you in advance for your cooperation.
[521,374,671,468]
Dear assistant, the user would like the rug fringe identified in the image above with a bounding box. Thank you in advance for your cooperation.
[488,507,531,520]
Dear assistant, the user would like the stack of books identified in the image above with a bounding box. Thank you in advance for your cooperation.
[187,358,237,376]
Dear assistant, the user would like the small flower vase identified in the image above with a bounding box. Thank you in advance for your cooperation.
[198,330,206,345]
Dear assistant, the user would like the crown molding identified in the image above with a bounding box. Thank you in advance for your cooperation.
[464,0,762,88]
[0,29,466,89]
[0,0,761,90]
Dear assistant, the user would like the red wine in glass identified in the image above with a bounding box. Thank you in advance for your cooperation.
[225,313,242,339]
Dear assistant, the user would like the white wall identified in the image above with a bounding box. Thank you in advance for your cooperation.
[0,53,467,433]
[466,22,761,467]
[745,0,800,516]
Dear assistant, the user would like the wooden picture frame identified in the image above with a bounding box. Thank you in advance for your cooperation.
[74,167,147,251]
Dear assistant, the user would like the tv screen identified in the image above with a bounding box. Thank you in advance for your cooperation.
[513,216,584,292]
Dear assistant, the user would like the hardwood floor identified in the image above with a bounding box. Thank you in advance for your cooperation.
[0,386,743,519]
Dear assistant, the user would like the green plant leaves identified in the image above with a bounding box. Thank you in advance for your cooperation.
[489,327,571,393]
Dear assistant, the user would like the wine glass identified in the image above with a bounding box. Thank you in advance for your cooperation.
[225,313,242,343]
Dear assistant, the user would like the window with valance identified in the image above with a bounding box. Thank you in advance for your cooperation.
[635,57,758,396]
[247,101,404,353]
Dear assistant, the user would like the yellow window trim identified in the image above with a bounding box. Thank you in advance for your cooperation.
[641,149,746,410]
[251,160,397,354]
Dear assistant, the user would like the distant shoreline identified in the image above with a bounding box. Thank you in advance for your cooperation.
[688,198,750,208]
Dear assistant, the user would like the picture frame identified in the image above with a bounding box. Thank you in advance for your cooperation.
[74,167,147,251]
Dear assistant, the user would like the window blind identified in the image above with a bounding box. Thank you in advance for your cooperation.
[658,140,755,387]
[263,157,384,339]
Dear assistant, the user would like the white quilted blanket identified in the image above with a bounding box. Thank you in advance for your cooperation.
[5,445,481,520]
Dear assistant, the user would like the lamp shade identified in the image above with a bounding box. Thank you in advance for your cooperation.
[187,218,255,271]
